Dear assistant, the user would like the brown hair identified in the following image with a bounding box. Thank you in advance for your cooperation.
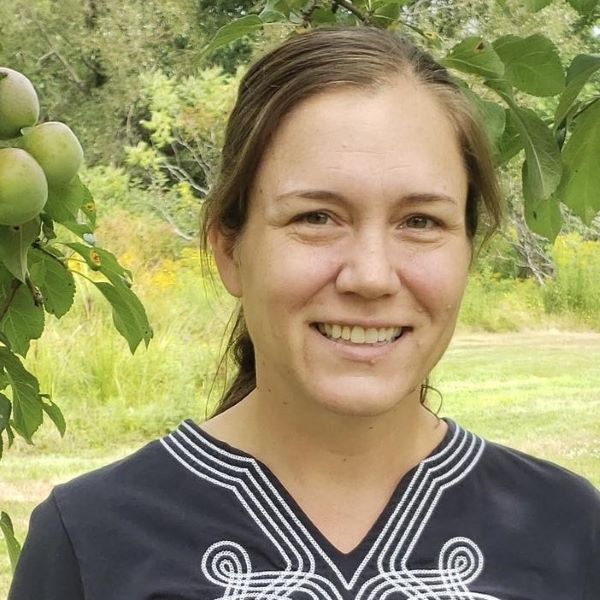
[200,26,503,415]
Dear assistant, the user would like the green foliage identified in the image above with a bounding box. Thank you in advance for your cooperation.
[0,65,153,563]
[200,0,599,241]
[123,68,240,236]
[493,34,565,96]
[557,99,600,224]
[543,233,600,321]
[0,513,20,574]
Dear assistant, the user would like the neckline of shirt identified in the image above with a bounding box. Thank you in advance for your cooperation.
[161,417,483,587]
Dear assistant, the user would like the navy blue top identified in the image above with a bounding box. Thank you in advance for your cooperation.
[8,419,600,599]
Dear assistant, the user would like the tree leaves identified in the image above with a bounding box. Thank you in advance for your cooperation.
[28,247,76,318]
[444,37,505,79]
[0,346,43,443]
[40,394,66,437]
[201,15,264,58]
[493,34,565,97]
[492,85,563,201]
[555,54,600,129]
[558,100,600,224]
[566,0,599,14]
[0,511,22,573]
[0,218,40,282]
[66,243,153,352]
[0,267,44,357]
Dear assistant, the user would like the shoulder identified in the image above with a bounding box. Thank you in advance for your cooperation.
[461,425,600,530]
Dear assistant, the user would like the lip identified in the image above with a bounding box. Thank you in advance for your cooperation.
[311,320,407,329]
[310,323,411,363]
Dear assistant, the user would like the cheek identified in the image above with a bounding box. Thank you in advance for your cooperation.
[403,247,470,315]
[240,239,337,318]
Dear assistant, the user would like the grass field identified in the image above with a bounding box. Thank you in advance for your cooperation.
[1,331,599,595]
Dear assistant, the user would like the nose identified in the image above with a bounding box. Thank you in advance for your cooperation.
[335,229,402,298]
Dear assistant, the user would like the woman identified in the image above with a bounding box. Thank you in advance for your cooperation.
[9,27,600,599]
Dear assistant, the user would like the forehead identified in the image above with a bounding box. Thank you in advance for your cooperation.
[252,78,467,207]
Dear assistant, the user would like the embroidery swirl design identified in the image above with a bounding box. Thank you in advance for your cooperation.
[161,423,503,600]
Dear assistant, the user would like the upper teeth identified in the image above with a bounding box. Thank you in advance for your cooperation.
[317,323,403,344]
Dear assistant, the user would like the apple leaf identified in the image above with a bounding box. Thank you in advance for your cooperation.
[40,394,66,437]
[495,108,524,165]
[524,193,562,242]
[28,247,75,318]
[493,34,565,97]
[555,54,600,129]
[201,15,264,58]
[65,243,153,352]
[0,393,10,433]
[0,511,22,573]
[93,281,153,353]
[0,218,41,282]
[558,100,600,224]
[44,176,90,224]
[444,37,505,79]
[0,267,44,357]
[0,346,43,443]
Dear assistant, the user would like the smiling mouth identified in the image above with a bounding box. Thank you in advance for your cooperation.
[313,323,410,345]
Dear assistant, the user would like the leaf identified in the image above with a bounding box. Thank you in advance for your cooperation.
[201,16,264,58]
[40,394,66,437]
[0,393,10,433]
[0,512,22,573]
[558,100,600,224]
[523,188,563,242]
[80,196,97,228]
[444,37,505,80]
[495,108,524,165]
[59,220,94,240]
[0,270,44,357]
[493,34,565,97]
[373,0,405,21]
[0,219,41,282]
[28,248,76,318]
[65,243,133,287]
[555,54,600,129]
[462,88,506,149]
[492,88,562,200]
[566,0,598,14]
[0,346,42,443]
[43,176,90,224]
[522,0,553,10]
[93,281,153,353]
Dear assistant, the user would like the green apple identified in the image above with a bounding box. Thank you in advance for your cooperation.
[0,67,40,139]
[21,121,84,187]
[0,148,48,226]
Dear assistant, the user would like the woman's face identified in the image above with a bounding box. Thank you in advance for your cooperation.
[213,77,471,418]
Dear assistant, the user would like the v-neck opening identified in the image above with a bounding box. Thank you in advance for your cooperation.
[175,417,457,566]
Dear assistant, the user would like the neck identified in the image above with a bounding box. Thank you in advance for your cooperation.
[202,382,446,492]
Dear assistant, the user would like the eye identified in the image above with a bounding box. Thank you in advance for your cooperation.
[404,215,437,229]
[297,211,331,225]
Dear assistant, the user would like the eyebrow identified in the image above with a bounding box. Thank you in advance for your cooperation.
[274,189,458,206]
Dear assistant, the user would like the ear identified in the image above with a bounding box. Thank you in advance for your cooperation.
[209,223,243,298]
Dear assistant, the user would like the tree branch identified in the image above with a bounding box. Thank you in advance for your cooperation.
[332,0,371,24]
[29,13,87,92]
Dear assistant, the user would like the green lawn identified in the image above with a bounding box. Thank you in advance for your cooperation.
[1,331,599,595]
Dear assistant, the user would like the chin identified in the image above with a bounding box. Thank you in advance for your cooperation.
[306,380,419,419]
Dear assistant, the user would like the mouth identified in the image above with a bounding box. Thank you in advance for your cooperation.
[312,322,411,345]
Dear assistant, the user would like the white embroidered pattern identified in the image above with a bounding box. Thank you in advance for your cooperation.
[161,422,502,600]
